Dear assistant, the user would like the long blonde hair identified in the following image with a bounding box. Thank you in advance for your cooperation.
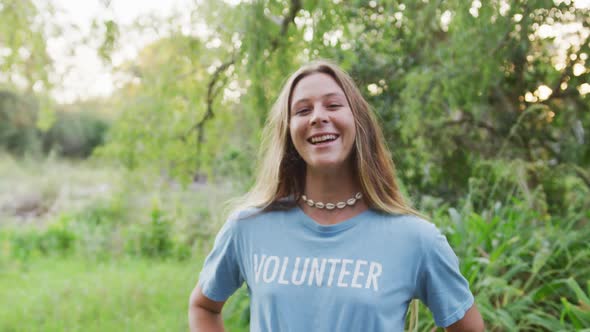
[232,60,420,217]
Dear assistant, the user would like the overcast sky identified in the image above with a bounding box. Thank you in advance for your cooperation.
[47,0,198,103]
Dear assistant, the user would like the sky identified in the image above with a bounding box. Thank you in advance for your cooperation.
[44,0,590,104]
[47,0,199,103]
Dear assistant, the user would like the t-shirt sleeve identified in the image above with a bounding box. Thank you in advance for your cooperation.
[197,215,244,302]
[415,222,475,327]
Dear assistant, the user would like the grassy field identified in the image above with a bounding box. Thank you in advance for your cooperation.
[0,257,249,332]
[1,257,198,331]
[0,155,249,331]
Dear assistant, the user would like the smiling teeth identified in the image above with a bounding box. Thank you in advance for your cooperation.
[311,134,337,144]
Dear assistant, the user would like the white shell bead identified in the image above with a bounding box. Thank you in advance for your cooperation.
[301,192,361,210]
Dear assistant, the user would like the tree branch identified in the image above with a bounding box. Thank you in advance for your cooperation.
[441,112,497,135]
[181,56,235,144]
[270,0,302,51]
[549,35,590,101]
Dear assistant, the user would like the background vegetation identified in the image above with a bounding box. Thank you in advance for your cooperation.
[1,0,589,331]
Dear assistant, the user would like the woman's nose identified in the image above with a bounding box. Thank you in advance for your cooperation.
[310,107,329,126]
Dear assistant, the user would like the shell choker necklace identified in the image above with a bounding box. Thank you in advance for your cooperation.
[301,192,363,210]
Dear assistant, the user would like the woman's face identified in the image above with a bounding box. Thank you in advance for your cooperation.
[289,73,356,172]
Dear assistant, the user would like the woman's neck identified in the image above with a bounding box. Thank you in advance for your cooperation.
[300,165,368,225]
[304,168,359,202]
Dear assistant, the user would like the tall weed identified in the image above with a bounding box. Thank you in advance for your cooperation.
[415,198,590,331]
[560,278,590,329]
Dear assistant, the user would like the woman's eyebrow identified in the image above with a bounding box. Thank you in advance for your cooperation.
[291,92,345,108]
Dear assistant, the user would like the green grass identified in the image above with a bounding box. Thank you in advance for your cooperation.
[0,155,249,331]
[0,257,196,331]
[0,257,248,332]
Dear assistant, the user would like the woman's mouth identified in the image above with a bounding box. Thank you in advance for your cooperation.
[308,134,339,145]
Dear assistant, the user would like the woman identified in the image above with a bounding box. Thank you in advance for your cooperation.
[188,60,484,331]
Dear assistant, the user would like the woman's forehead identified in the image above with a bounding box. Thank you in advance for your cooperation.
[291,73,345,106]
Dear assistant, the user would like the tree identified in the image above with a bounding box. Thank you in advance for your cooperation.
[194,0,590,208]
[0,0,53,93]
[98,0,589,212]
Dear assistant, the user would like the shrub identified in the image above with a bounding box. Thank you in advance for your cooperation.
[0,90,42,156]
[137,207,174,258]
[0,91,110,159]
[5,223,76,260]
[414,199,590,331]
[75,198,126,227]
[42,110,110,158]
[36,225,76,256]
[68,197,129,258]
[8,230,40,260]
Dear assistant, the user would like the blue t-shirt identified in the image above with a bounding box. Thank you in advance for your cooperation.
[198,207,474,331]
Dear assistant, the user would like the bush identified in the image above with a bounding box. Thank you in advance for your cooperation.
[8,230,40,260]
[0,91,110,159]
[68,197,129,258]
[137,207,174,258]
[414,199,590,331]
[37,225,77,256]
[1,195,201,262]
[42,110,110,158]
[6,223,76,260]
[75,198,126,227]
[0,90,42,156]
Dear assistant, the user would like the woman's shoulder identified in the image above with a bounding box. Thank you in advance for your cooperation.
[229,207,264,221]
[228,197,297,220]
[374,211,441,241]
[225,205,290,229]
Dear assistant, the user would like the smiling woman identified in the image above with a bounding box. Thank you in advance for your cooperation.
[289,73,356,173]
[188,60,485,332]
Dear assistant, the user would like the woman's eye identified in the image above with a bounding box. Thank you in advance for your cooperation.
[328,104,342,108]
[296,108,310,115]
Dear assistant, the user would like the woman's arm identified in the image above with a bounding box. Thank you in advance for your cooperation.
[445,304,485,332]
[188,286,226,332]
